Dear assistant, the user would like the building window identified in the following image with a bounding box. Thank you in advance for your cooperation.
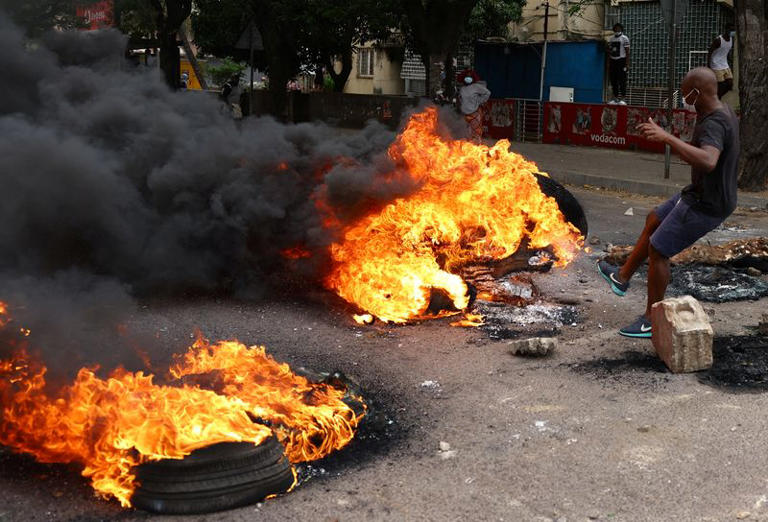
[358,48,374,77]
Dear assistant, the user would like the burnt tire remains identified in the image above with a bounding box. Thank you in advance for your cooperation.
[131,435,295,515]
[534,174,589,237]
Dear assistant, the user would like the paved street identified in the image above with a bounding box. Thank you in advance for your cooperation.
[1,187,767,522]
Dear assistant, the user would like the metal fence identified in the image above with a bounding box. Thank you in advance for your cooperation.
[625,87,680,109]
[616,0,732,91]
[513,99,544,142]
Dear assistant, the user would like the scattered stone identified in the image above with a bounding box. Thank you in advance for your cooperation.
[637,425,652,433]
[420,380,441,389]
[437,441,456,459]
[589,236,601,245]
[507,337,557,356]
[736,511,750,520]
[747,267,762,277]
[759,313,768,336]
[651,296,713,373]
[624,207,634,216]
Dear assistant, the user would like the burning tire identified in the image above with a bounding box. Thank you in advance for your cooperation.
[534,174,588,237]
[131,435,295,515]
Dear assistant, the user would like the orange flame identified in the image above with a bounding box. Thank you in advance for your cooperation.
[324,108,583,323]
[0,303,364,508]
[281,246,312,260]
[450,313,485,328]
[353,313,374,325]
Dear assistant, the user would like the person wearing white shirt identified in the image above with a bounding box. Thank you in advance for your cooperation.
[607,23,630,105]
[707,23,735,99]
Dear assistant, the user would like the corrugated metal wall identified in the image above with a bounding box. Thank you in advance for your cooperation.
[475,40,605,103]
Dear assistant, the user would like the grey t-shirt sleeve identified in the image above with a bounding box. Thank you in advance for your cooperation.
[698,116,726,151]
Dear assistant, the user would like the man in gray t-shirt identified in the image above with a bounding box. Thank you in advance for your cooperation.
[596,67,740,338]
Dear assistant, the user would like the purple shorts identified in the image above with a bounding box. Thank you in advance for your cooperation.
[649,194,724,258]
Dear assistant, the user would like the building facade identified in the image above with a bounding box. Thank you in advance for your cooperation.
[511,0,736,107]
[342,44,406,95]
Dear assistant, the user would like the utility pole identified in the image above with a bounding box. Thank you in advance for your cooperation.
[664,0,678,179]
[538,1,550,101]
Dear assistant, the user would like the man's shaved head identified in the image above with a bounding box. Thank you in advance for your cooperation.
[682,67,718,97]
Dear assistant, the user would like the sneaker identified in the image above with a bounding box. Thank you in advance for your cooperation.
[597,259,629,296]
[608,99,618,105]
[619,315,653,338]
[618,99,627,105]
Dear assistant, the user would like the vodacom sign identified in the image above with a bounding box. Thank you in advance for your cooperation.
[76,0,114,31]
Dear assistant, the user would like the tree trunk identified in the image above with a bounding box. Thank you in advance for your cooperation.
[327,48,353,93]
[158,31,180,89]
[327,45,352,92]
[734,0,768,191]
[443,52,456,98]
[404,0,480,98]
[427,52,447,97]
[150,0,192,90]
[251,2,299,119]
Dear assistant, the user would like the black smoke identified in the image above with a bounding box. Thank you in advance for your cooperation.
[0,14,421,296]
[0,13,431,370]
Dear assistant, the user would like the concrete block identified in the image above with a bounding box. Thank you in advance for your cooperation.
[651,295,713,373]
[507,337,557,356]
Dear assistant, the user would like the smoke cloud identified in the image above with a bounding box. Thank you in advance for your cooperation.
[0,13,437,368]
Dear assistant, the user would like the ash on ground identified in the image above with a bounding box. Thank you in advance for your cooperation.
[476,301,579,340]
[699,335,768,391]
[563,351,671,389]
[667,265,768,303]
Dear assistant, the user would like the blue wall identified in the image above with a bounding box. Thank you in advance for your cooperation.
[475,40,605,103]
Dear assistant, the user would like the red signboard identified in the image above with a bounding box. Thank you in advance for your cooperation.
[76,1,114,30]
[542,102,697,153]
[482,99,516,140]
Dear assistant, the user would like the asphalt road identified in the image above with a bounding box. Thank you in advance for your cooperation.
[1,187,767,522]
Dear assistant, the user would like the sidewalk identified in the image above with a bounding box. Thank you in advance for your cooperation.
[509,142,768,210]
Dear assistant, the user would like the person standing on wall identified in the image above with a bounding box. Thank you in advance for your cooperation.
[707,23,735,99]
[607,23,630,105]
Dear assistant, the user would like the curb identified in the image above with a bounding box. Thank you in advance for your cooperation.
[549,170,768,210]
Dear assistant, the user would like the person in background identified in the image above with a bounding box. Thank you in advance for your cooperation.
[220,73,243,118]
[707,22,735,99]
[457,69,491,142]
[597,68,739,338]
[607,23,630,105]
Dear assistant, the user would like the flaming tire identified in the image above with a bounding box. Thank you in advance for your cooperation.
[131,436,295,514]
[533,174,588,237]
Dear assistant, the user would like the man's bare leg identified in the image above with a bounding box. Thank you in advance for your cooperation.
[645,244,671,318]
[618,211,661,283]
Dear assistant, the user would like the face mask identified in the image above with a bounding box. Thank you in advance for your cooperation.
[614,31,622,37]
[729,31,735,38]
[683,87,700,107]
[464,77,473,85]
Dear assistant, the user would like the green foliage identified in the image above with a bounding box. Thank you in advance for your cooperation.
[204,57,246,87]
[0,0,83,37]
[466,0,525,40]
[114,0,157,39]
[190,0,250,59]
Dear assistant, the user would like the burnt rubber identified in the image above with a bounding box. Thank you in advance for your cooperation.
[534,174,589,237]
[131,436,295,515]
